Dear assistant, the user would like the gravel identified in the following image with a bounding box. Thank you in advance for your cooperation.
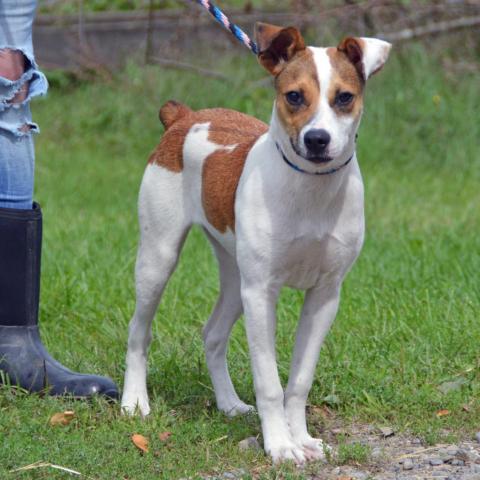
[237,436,261,452]
[200,424,480,480]
[379,427,395,438]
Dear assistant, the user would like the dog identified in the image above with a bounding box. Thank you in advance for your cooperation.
[121,23,391,464]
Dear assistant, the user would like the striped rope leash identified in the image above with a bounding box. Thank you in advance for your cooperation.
[195,0,258,55]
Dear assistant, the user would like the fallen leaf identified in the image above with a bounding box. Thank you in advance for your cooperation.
[158,431,172,442]
[462,404,471,412]
[49,411,75,426]
[338,476,354,480]
[131,434,149,453]
[436,409,450,417]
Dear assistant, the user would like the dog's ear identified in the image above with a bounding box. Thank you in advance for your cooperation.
[338,37,391,80]
[255,22,306,75]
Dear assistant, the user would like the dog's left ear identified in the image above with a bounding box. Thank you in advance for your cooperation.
[255,22,306,75]
[338,37,392,80]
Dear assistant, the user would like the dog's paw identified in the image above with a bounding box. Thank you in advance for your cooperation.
[267,440,306,465]
[219,401,256,418]
[121,394,151,417]
[296,436,331,462]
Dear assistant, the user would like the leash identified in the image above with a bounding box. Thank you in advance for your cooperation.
[275,142,354,176]
[194,0,258,54]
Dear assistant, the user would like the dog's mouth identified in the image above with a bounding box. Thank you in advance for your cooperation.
[290,138,333,164]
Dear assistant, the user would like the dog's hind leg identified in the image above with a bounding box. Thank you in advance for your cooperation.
[203,232,254,417]
[122,166,190,416]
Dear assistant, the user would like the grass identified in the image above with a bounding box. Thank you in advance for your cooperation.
[0,42,479,479]
[336,440,371,466]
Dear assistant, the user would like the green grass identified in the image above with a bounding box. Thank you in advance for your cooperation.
[1,43,479,479]
[336,440,371,465]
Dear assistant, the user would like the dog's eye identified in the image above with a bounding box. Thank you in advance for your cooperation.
[286,91,303,106]
[336,92,354,106]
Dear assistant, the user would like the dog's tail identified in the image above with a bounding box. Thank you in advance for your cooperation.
[159,100,192,130]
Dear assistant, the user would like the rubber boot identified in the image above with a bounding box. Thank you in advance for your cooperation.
[0,203,118,399]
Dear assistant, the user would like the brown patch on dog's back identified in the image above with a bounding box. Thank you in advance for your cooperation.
[202,139,255,233]
[206,109,267,146]
[149,104,267,232]
[202,114,268,233]
[326,47,364,117]
[274,48,320,141]
[149,107,266,173]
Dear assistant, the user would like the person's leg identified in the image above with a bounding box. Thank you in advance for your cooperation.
[0,1,118,398]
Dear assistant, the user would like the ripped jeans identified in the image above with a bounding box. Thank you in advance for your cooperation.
[0,0,48,209]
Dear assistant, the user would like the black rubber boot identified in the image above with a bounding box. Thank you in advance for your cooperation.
[0,203,118,399]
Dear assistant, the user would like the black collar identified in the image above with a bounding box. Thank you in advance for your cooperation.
[275,142,354,176]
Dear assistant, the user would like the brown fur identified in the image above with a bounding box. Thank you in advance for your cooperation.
[202,112,268,233]
[326,47,364,118]
[148,113,190,172]
[255,23,306,76]
[159,100,192,130]
[274,49,320,141]
[336,37,366,81]
[206,109,267,146]
[149,105,264,170]
[202,135,265,234]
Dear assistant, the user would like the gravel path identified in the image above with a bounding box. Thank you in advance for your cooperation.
[203,426,480,480]
[319,433,480,480]
[197,406,480,480]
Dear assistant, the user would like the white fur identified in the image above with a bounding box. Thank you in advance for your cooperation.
[359,37,392,79]
[122,39,390,464]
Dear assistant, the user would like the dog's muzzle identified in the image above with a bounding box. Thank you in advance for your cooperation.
[290,136,333,164]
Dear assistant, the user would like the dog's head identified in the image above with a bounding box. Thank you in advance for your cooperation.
[255,23,391,172]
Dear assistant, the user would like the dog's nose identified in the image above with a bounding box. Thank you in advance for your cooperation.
[304,129,331,155]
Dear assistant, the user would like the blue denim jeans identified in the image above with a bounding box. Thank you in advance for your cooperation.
[0,0,48,209]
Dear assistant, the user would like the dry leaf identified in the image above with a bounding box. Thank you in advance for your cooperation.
[462,404,471,412]
[158,431,172,442]
[131,434,149,453]
[436,409,450,417]
[49,411,75,426]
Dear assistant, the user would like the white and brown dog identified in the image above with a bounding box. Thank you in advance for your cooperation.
[121,23,391,464]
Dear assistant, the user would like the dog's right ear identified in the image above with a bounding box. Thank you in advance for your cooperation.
[255,22,306,75]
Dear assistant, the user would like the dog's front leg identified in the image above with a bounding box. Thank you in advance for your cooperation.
[284,278,341,460]
[241,282,306,465]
